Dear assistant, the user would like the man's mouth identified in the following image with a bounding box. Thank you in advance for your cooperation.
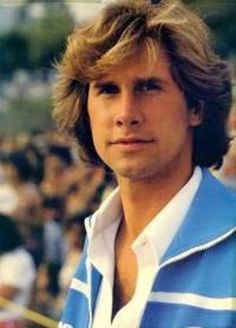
[110,137,154,145]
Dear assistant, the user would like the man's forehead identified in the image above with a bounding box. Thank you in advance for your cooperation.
[90,46,170,84]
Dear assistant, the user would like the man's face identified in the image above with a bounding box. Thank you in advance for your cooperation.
[87,46,201,182]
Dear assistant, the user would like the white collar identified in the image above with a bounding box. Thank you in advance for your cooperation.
[132,166,202,263]
[85,166,202,274]
[85,186,121,277]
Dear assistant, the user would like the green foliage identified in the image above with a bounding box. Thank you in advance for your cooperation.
[183,0,236,57]
[0,2,74,80]
[26,3,74,70]
[0,95,54,135]
[0,29,30,79]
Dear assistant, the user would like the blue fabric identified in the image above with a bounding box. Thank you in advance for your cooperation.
[140,303,236,328]
[59,170,236,328]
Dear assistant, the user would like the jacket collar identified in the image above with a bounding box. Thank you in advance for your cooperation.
[161,169,236,264]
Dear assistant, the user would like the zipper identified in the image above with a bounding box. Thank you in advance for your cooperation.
[86,256,93,328]
[159,227,236,271]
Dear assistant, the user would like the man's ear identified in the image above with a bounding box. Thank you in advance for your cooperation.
[189,101,203,127]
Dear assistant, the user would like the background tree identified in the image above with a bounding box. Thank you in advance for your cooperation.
[183,0,236,57]
[26,2,74,79]
[0,29,30,80]
[0,1,74,80]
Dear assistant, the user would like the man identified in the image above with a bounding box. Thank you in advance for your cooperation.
[54,0,236,327]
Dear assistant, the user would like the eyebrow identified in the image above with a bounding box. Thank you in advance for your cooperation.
[92,80,115,89]
[92,77,166,88]
[134,77,165,86]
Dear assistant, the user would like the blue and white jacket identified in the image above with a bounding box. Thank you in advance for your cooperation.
[59,170,236,328]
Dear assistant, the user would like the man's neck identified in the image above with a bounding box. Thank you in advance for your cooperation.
[117,166,194,242]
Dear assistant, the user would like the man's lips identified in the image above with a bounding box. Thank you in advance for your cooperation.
[109,137,154,145]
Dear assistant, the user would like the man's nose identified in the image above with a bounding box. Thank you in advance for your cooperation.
[114,91,144,127]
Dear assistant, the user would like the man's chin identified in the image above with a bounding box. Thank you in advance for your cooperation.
[114,165,159,182]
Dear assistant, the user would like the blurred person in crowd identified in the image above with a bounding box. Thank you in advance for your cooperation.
[0,152,23,215]
[41,143,111,219]
[42,131,74,149]
[0,151,43,267]
[65,164,107,218]
[53,0,236,327]
[56,216,86,315]
[218,138,236,192]
[217,113,236,191]
[40,144,73,198]
[36,197,66,300]
[0,151,42,220]
[0,136,17,155]
[22,142,44,185]
[0,214,36,328]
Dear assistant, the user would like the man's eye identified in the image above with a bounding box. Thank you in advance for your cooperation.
[98,83,119,95]
[135,80,162,93]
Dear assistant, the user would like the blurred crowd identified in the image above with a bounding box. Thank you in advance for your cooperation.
[216,113,236,191]
[0,130,116,327]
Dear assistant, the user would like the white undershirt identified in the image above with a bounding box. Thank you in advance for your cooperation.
[86,167,202,328]
[0,247,36,320]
